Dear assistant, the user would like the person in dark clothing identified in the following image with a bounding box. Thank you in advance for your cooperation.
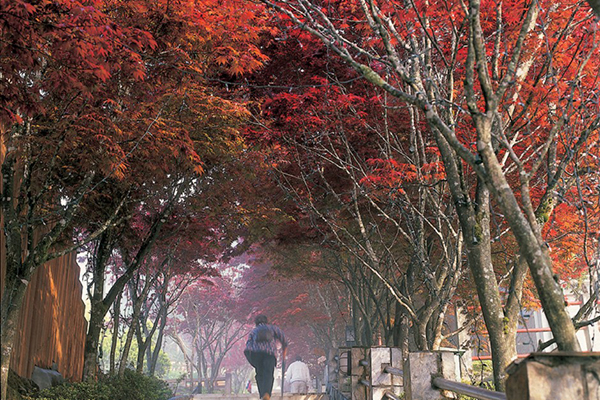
[244,315,287,400]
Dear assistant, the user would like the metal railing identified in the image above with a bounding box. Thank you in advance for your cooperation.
[326,382,350,400]
[381,367,403,400]
[383,366,403,377]
[334,347,507,400]
[381,392,401,400]
[353,362,403,398]
[432,377,507,400]
[350,362,504,400]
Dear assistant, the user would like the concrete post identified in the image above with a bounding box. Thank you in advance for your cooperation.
[391,348,403,388]
[225,373,232,395]
[506,352,600,400]
[351,348,369,400]
[455,307,472,376]
[351,347,368,378]
[369,347,404,400]
[404,351,459,400]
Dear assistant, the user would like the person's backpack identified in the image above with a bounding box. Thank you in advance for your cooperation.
[254,324,274,342]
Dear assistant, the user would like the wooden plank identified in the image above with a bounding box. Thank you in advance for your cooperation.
[2,228,87,381]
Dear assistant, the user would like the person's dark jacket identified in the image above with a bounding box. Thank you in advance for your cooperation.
[244,323,287,358]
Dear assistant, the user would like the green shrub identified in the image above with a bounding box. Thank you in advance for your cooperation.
[8,369,40,400]
[29,370,173,400]
[457,378,496,400]
[108,369,173,400]
[28,380,112,400]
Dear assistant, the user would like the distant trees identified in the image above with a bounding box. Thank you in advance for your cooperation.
[170,273,247,393]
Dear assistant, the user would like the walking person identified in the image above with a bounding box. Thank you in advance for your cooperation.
[285,356,311,394]
[244,315,288,400]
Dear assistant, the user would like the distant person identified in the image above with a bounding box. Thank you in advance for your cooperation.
[244,315,288,400]
[285,355,311,394]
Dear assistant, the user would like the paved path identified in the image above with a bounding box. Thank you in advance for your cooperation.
[191,394,328,400]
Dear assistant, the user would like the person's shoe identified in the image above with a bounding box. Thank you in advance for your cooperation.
[261,394,270,400]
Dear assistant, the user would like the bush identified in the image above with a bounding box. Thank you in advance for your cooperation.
[29,370,173,400]
[8,369,39,400]
[27,380,113,400]
[108,369,173,400]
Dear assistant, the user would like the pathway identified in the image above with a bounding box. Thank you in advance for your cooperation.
[191,394,328,400]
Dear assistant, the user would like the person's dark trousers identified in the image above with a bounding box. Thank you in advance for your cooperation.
[245,350,277,397]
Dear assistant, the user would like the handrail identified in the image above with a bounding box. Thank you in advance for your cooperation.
[358,379,371,387]
[432,377,506,400]
[382,391,402,400]
[326,382,350,400]
[383,366,403,377]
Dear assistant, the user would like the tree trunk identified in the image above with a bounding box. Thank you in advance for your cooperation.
[149,300,168,376]
[1,274,29,399]
[392,305,410,360]
[476,116,580,352]
[135,307,151,374]
[83,231,112,379]
[465,182,515,390]
[171,331,195,387]
[136,333,147,374]
[119,276,154,376]
[109,292,122,376]
[118,317,137,376]
[432,131,514,390]
[136,299,162,374]
[84,285,107,379]
[84,301,109,379]
[140,311,152,373]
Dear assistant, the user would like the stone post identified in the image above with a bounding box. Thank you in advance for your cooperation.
[351,347,369,400]
[369,347,404,400]
[505,352,600,400]
[225,373,232,395]
[455,307,472,376]
[404,351,459,400]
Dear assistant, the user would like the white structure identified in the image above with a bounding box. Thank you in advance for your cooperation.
[472,281,600,361]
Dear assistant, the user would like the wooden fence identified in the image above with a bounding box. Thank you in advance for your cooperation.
[2,252,87,382]
[1,238,88,382]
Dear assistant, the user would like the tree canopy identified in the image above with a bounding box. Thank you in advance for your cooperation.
[2,0,599,395]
